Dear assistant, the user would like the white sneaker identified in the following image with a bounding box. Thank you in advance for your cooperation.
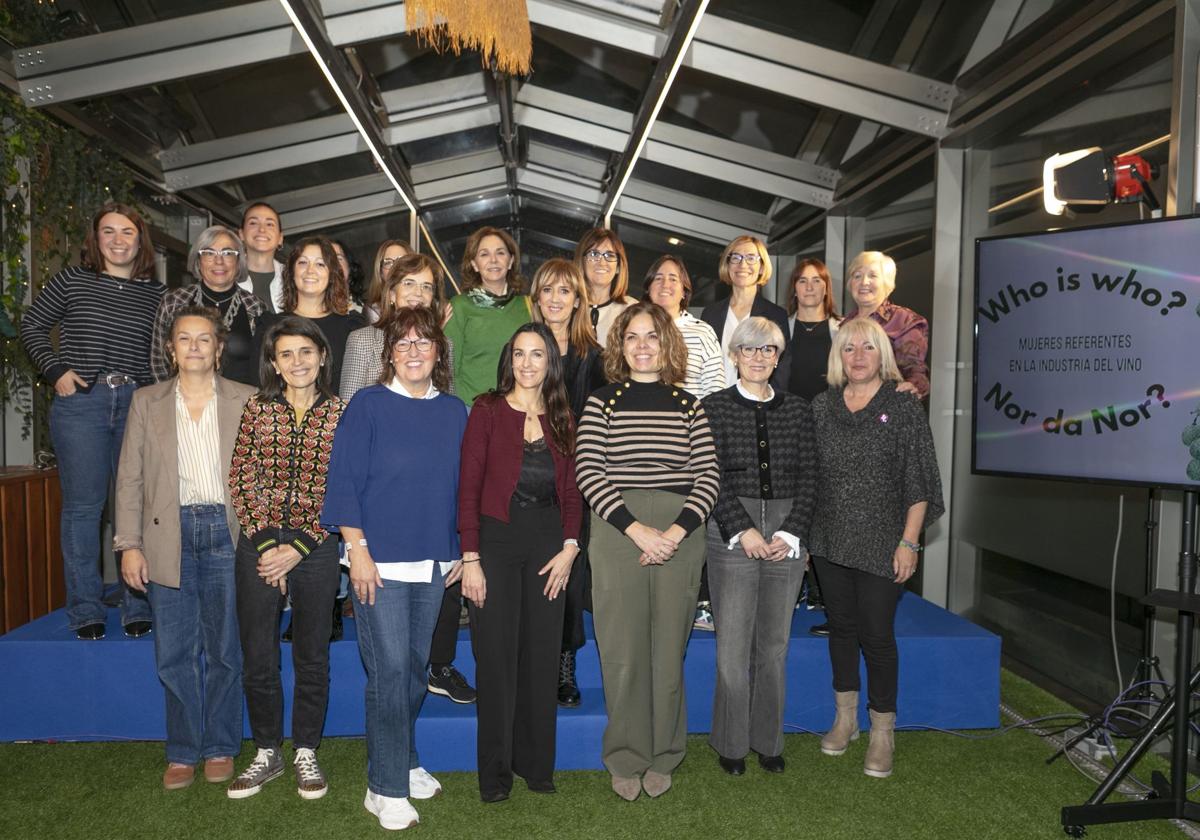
[408,766,442,800]
[365,790,419,830]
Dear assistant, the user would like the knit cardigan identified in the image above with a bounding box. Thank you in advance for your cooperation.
[701,385,817,544]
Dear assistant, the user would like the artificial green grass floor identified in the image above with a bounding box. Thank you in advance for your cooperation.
[0,670,1190,840]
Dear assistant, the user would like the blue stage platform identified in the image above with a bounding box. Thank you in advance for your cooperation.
[0,593,999,770]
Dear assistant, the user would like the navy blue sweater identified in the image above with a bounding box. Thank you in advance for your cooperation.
[321,385,468,562]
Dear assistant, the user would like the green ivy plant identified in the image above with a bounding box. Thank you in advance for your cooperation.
[0,89,136,445]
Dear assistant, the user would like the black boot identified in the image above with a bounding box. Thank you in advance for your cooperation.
[557,650,581,707]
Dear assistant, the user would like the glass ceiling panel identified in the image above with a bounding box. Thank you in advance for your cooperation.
[659,65,819,158]
[235,151,379,202]
[707,0,872,51]
[527,29,653,113]
[629,158,775,215]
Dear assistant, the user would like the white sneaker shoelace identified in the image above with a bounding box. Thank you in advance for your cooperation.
[238,748,275,781]
[294,748,325,786]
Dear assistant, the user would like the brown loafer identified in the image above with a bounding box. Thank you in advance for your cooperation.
[163,763,195,790]
[204,757,235,783]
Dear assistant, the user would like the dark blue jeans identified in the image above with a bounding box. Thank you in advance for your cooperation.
[354,571,443,798]
[50,382,152,630]
[146,506,242,765]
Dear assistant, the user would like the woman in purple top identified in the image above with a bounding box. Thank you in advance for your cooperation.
[842,251,928,399]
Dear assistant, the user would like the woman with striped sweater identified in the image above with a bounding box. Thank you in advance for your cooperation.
[575,301,720,802]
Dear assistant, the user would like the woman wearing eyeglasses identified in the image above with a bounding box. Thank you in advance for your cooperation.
[701,317,815,777]
[575,228,637,348]
[700,236,790,389]
[341,253,472,704]
[340,253,454,400]
[363,239,411,324]
[322,307,468,830]
[151,226,268,386]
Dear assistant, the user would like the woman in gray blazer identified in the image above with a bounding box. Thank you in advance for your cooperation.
[115,304,256,792]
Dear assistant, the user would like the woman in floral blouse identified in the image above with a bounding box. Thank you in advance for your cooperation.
[227,315,346,802]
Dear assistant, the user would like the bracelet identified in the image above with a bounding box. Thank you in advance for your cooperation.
[462,558,480,564]
[898,538,922,553]
[564,539,579,548]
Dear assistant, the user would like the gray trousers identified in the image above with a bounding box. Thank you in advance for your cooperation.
[706,498,806,759]
[590,489,706,778]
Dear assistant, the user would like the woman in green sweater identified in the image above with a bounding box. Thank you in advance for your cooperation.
[443,227,532,407]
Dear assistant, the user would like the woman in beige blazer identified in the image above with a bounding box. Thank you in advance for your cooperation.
[115,304,256,792]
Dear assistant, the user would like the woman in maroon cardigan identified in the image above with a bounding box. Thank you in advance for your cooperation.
[458,322,582,802]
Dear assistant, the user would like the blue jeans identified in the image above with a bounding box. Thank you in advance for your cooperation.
[354,571,443,798]
[146,506,243,765]
[50,382,152,630]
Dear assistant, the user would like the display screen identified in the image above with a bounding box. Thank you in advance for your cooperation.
[973,215,1200,490]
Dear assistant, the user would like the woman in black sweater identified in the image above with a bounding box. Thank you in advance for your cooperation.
[530,258,606,707]
[702,317,816,776]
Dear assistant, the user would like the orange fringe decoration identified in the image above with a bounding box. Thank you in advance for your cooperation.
[406,0,533,76]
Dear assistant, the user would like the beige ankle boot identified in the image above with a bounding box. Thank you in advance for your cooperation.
[863,709,896,778]
[820,691,860,756]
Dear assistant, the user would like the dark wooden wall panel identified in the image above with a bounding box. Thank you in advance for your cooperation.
[0,469,64,632]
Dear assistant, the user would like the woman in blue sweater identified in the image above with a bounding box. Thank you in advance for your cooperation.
[321,306,468,831]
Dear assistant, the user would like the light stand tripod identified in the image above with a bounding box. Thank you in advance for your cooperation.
[1061,489,1200,836]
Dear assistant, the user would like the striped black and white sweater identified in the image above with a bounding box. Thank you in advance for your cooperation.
[20,265,164,387]
[575,379,719,536]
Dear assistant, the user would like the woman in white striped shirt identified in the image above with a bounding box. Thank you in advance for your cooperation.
[115,305,256,791]
[642,255,725,398]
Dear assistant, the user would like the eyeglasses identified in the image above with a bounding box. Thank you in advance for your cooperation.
[399,279,435,295]
[198,248,239,261]
[381,256,405,270]
[737,344,779,359]
[394,338,434,353]
[585,249,620,264]
[727,253,761,266]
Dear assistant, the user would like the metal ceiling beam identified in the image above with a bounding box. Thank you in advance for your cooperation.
[160,100,497,190]
[17,0,954,143]
[517,85,836,207]
[599,0,709,223]
[685,16,954,138]
[515,168,743,246]
[490,71,522,227]
[281,167,509,234]
[265,149,505,212]
[945,0,1173,148]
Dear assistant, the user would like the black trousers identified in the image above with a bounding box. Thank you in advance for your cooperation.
[469,501,566,798]
[559,508,590,653]
[428,580,463,668]
[813,556,902,714]
[236,532,339,749]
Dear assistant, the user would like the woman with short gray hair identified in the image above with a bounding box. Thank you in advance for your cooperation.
[701,316,817,776]
[151,225,267,385]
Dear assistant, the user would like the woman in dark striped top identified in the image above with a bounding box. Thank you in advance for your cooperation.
[575,301,720,802]
[20,202,163,640]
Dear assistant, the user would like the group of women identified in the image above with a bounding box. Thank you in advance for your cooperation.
[21,200,943,832]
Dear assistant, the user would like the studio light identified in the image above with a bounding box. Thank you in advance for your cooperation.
[1043,147,1160,216]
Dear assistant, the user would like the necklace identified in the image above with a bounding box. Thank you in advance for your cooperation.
[797,319,823,333]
